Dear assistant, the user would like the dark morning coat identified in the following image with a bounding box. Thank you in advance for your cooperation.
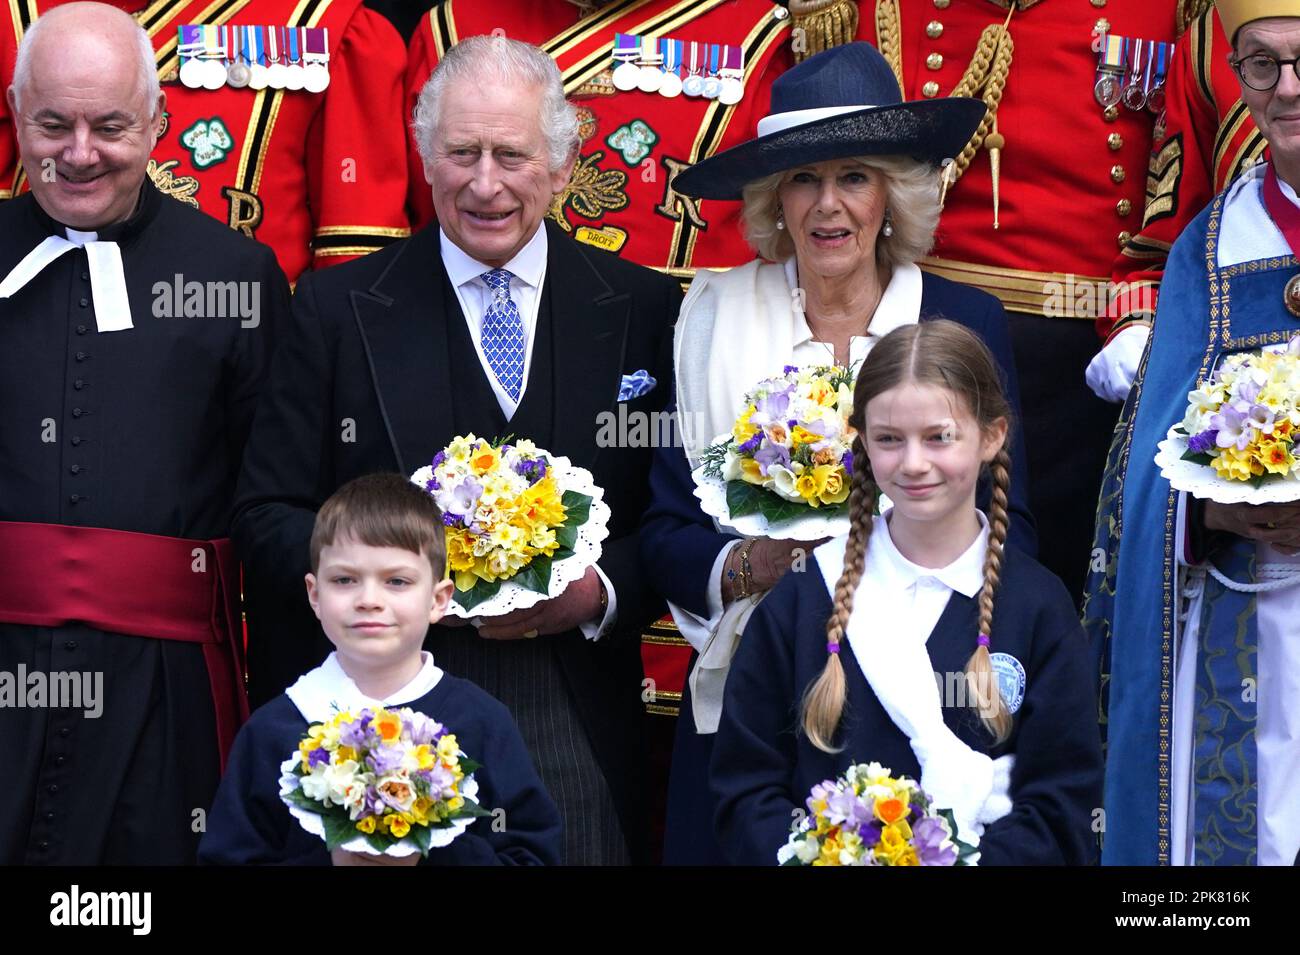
[710,544,1103,866]
[640,271,1038,864]
[232,219,680,862]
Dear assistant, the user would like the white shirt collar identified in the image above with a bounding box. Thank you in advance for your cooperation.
[439,222,548,293]
[785,257,923,350]
[870,508,989,599]
[284,651,445,724]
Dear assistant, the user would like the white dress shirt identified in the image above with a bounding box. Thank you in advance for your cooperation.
[439,224,616,640]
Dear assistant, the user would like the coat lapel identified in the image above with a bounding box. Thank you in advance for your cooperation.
[542,221,629,470]
[351,226,455,476]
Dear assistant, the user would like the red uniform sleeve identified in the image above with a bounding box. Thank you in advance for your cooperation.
[305,6,412,270]
[1103,10,1231,341]
[403,11,440,228]
[2,25,19,200]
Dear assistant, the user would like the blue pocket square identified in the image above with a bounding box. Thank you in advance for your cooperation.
[618,369,657,401]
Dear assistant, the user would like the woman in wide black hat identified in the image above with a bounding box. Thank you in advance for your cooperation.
[639,41,1037,865]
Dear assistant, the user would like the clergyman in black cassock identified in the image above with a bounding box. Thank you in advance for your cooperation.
[0,5,288,864]
[234,38,679,865]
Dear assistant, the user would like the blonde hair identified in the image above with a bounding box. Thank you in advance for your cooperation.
[801,320,1015,752]
[739,155,940,267]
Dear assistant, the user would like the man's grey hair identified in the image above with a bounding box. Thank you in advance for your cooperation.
[741,155,941,268]
[11,4,161,115]
[411,35,579,172]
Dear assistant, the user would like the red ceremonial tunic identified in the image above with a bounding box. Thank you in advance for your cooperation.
[0,0,412,283]
[1107,6,1262,340]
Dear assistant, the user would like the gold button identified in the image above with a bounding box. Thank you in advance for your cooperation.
[933,0,950,7]
[1118,230,1132,248]
[1108,133,1124,151]
[926,20,944,39]
[1091,0,1107,8]
[922,81,940,98]
[1104,105,1120,122]
[1111,164,1126,184]
[1117,198,1133,217]
[926,52,944,70]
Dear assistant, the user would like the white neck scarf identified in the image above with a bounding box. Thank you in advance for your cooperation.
[0,229,133,332]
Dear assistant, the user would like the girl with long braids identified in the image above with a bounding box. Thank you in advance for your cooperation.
[710,320,1102,865]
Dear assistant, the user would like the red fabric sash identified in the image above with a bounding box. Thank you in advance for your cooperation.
[1262,163,1300,257]
[0,521,248,770]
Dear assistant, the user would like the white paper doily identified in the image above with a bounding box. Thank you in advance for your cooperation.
[412,455,610,619]
[1156,427,1300,504]
[279,754,481,857]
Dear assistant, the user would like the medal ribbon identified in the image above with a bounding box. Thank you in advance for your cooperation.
[266,24,279,64]
[304,27,329,62]
[1099,33,1124,72]
[685,39,702,76]
[708,42,720,77]
[1262,163,1300,258]
[722,43,742,76]
[613,32,639,62]
[639,35,660,65]
[287,25,300,65]
[661,37,681,75]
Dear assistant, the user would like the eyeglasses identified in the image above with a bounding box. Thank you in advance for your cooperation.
[1229,52,1300,92]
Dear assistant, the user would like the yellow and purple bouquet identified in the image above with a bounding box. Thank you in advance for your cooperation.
[779,762,978,867]
[411,434,609,615]
[1158,338,1300,504]
[698,365,856,532]
[278,706,491,858]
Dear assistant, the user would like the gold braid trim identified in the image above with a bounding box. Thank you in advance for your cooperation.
[789,0,860,63]
[1176,0,1214,37]
[874,0,903,86]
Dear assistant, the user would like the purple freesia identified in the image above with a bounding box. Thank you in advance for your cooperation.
[753,440,791,475]
[442,475,483,518]
[783,364,798,374]
[1237,377,1262,405]
[1248,403,1276,436]
[1212,405,1252,451]
[366,744,404,776]
[307,747,330,769]
[754,387,792,422]
[912,816,958,866]
[1187,429,1219,455]
[841,450,854,472]
[858,820,884,846]
[513,457,548,485]
[737,432,763,455]
[339,714,373,749]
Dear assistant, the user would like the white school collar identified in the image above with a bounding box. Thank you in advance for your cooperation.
[284,651,445,725]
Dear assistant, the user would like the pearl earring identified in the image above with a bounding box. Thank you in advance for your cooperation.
[882,210,894,238]
[776,210,785,231]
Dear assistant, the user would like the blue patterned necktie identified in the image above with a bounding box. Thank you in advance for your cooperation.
[479,268,525,402]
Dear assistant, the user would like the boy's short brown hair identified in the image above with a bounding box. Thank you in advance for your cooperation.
[310,473,447,575]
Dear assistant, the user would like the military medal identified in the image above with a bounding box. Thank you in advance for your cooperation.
[303,27,331,93]
[682,41,705,97]
[612,33,641,91]
[701,44,722,100]
[636,36,663,93]
[658,38,683,98]
[1121,38,1150,111]
[226,27,251,88]
[248,27,270,90]
[1093,34,1125,110]
[1146,40,1170,114]
[284,27,307,90]
[266,26,289,89]
[200,26,229,90]
[178,26,206,89]
[718,44,744,105]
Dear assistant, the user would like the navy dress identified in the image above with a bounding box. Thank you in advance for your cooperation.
[711,544,1103,865]
[199,672,563,865]
[642,272,1038,864]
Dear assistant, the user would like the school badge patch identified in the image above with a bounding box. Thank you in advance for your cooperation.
[180,118,236,170]
[989,652,1026,715]
[606,120,658,167]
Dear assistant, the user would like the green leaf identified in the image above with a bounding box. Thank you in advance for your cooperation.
[561,490,592,526]
[456,802,495,819]
[1171,425,1189,436]
[725,480,848,525]
[1180,450,1216,466]
[322,812,362,852]
[283,787,326,815]
[512,555,552,594]
[780,854,803,867]
[455,577,502,612]
[410,825,432,855]
[1251,473,1268,489]
[363,830,395,853]
[459,757,482,774]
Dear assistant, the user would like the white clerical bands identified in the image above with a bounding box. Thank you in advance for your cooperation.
[0,234,133,333]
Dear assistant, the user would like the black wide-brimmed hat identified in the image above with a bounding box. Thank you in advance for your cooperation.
[672,42,985,201]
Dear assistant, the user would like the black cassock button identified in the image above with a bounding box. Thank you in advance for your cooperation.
[78,297,88,308]
[38,841,49,851]
[73,380,84,390]
[59,727,71,737]
[45,812,55,822]
[71,437,81,446]
[76,325,88,335]
[55,755,66,766]
[72,408,82,418]
[64,641,77,651]
[47,784,58,795]
[75,352,86,361]
[80,272,89,281]
[68,494,80,504]
[70,465,81,475]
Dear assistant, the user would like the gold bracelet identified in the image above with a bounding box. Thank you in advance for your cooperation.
[737,538,757,599]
